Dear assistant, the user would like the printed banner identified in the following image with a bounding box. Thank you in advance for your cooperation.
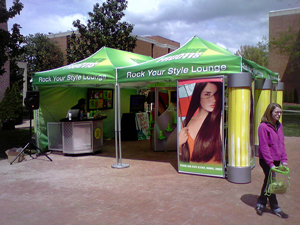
[135,112,149,140]
[88,89,113,111]
[178,77,224,177]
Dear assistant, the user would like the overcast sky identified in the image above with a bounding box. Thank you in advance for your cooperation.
[6,0,300,53]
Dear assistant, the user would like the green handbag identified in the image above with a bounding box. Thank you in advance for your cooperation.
[265,165,290,196]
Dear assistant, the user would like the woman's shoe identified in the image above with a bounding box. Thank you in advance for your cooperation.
[272,208,289,218]
[255,204,265,216]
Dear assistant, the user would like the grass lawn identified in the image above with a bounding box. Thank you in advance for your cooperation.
[283,105,300,110]
[282,105,300,137]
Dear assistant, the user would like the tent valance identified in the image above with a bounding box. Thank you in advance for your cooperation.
[117,36,279,86]
[33,47,153,87]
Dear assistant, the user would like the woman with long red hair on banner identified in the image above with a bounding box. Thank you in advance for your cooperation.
[178,81,223,163]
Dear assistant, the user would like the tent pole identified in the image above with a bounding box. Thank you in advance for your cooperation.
[112,83,129,169]
[118,83,122,163]
[34,86,40,149]
[113,83,119,165]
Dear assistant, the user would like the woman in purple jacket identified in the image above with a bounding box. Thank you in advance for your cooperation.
[255,103,288,218]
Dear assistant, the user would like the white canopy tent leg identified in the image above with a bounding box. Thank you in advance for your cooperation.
[111,83,129,169]
[113,83,119,165]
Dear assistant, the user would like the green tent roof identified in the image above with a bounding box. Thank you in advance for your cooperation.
[242,58,279,82]
[33,47,153,87]
[117,36,279,86]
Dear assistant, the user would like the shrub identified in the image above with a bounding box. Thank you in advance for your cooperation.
[0,82,23,128]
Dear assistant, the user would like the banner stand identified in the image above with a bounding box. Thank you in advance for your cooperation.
[254,79,272,156]
[227,73,252,184]
[178,77,225,177]
[272,82,284,123]
[227,166,251,184]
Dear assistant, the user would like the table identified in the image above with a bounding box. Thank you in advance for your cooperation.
[47,117,106,154]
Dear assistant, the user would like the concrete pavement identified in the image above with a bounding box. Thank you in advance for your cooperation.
[0,137,299,225]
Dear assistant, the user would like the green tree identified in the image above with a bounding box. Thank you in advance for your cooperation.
[67,0,136,64]
[0,0,24,76]
[8,23,25,90]
[235,37,269,67]
[0,82,23,126]
[18,33,64,88]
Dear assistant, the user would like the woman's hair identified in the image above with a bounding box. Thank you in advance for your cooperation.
[261,103,282,124]
[180,82,223,163]
[78,98,86,105]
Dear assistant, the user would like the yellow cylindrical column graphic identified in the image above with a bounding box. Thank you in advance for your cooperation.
[254,79,272,156]
[227,73,252,184]
[228,87,235,167]
[275,82,284,124]
[254,90,270,145]
[228,87,250,167]
[277,90,283,124]
[277,90,283,107]
[250,80,255,169]
[272,88,276,103]
[241,88,250,167]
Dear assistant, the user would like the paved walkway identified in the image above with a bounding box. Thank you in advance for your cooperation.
[0,137,299,225]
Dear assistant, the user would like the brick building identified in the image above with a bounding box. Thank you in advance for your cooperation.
[0,19,10,102]
[47,31,180,65]
[269,8,300,103]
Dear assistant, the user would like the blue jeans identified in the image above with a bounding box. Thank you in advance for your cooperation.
[256,159,280,210]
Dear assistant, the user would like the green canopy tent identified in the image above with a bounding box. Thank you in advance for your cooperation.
[115,36,279,170]
[32,47,152,155]
[117,36,278,85]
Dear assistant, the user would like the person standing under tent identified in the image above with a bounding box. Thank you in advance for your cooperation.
[71,98,86,118]
[255,103,288,218]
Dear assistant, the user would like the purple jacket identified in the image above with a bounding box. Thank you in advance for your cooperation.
[258,122,288,168]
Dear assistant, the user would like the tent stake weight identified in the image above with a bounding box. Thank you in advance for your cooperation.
[111,163,130,169]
